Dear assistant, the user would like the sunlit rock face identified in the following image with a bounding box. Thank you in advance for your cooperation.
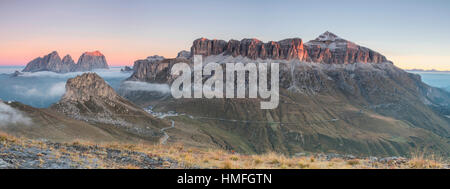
[191,37,309,60]
[305,31,389,64]
[74,51,109,71]
[191,31,389,64]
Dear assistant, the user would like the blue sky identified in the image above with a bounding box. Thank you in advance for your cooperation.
[0,0,449,69]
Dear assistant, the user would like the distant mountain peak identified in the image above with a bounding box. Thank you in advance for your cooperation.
[23,50,109,73]
[83,50,104,56]
[314,31,342,42]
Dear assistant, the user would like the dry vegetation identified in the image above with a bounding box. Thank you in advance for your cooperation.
[0,132,448,169]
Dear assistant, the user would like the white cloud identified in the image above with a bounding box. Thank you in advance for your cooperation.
[13,82,66,98]
[120,81,170,93]
[0,101,32,126]
[48,82,66,97]
[18,68,132,79]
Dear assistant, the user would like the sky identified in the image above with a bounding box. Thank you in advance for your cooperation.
[0,0,449,70]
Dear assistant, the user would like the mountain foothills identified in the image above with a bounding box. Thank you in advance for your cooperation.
[122,31,450,157]
[22,51,109,73]
[1,31,449,158]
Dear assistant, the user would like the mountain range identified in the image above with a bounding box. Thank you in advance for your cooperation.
[121,31,450,156]
[22,51,109,73]
[1,31,449,157]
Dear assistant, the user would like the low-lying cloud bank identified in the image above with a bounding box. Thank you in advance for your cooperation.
[12,82,66,98]
[18,69,132,79]
[0,101,32,126]
[120,81,171,93]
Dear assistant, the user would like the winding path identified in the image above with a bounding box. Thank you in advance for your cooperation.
[159,120,174,145]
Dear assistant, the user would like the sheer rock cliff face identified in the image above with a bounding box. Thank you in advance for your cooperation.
[22,51,74,73]
[74,51,109,71]
[61,55,77,72]
[191,32,388,64]
[22,51,109,73]
[127,56,186,83]
[305,31,388,64]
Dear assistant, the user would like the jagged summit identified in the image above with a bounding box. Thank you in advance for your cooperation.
[22,51,73,73]
[22,51,109,73]
[146,55,165,62]
[176,50,191,59]
[313,31,342,42]
[306,31,358,50]
[83,50,103,56]
[75,51,109,71]
[61,55,76,68]
[52,73,166,133]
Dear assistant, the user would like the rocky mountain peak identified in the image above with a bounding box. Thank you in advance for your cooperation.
[314,31,341,42]
[75,51,109,71]
[60,73,118,102]
[62,55,75,65]
[306,31,356,49]
[176,50,191,59]
[49,51,59,56]
[22,51,64,73]
[84,50,104,56]
[23,50,110,73]
[146,55,165,62]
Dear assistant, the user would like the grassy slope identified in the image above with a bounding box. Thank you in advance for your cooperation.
[147,88,450,157]
[0,132,446,169]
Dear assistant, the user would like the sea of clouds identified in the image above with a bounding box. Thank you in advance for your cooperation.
[119,81,171,93]
[0,67,133,108]
[0,66,173,108]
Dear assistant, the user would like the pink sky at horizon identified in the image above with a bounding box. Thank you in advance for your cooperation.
[0,37,189,66]
[1,0,449,70]
[0,41,449,71]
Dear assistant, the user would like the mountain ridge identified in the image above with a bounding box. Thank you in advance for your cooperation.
[22,50,109,73]
[119,32,450,156]
[188,31,389,64]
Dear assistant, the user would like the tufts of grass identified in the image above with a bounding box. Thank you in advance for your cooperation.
[0,132,448,169]
[346,159,360,166]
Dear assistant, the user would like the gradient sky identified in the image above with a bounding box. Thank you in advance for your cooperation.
[0,0,449,70]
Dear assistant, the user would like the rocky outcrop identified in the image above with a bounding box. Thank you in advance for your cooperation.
[146,55,165,62]
[176,50,191,59]
[305,31,388,64]
[10,70,23,77]
[61,55,76,71]
[22,51,73,73]
[74,51,109,71]
[191,32,389,64]
[127,57,185,83]
[121,66,133,72]
[52,73,166,134]
[59,73,118,102]
[23,51,109,73]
